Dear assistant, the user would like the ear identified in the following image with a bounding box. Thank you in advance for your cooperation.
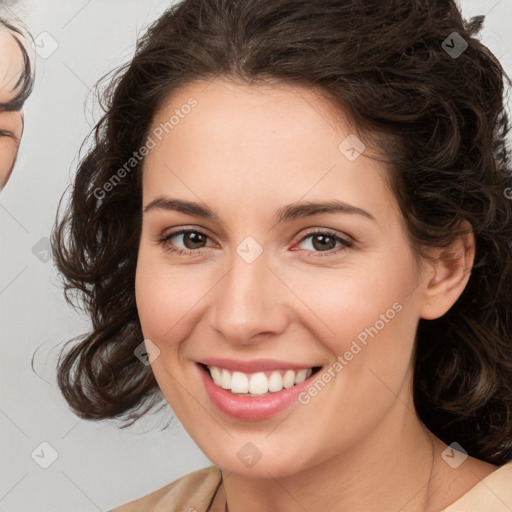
[418,220,475,320]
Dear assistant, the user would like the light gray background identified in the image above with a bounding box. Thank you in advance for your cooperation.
[0,1,511,511]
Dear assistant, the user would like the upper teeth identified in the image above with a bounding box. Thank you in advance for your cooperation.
[207,366,313,395]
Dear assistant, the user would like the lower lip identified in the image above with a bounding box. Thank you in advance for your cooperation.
[197,363,319,420]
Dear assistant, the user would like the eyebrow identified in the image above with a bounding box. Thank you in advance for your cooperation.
[143,197,377,225]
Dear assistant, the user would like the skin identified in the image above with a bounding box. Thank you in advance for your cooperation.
[135,78,498,512]
[0,26,25,190]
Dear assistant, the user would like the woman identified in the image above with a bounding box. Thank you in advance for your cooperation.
[0,17,33,191]
[52,0,512,510]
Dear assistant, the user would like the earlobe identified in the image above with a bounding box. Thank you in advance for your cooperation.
[419,221,475,320]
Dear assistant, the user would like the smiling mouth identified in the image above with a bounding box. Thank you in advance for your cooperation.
[199,363,322,397]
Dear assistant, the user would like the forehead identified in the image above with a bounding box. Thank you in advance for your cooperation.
[150,78,355,147]
[0,28,24,104]
[146,79,372,170]
[142,78,395,220]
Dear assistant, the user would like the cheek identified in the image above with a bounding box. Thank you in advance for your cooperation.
[290,257,416,346]
[135,249,207,344]
[0,140,17,187]
[286,252,419,399]
[135,255,175,340]
[290,271,417,456]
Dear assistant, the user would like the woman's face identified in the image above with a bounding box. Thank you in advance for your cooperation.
[0,27,25,190]
[135,78,434,477]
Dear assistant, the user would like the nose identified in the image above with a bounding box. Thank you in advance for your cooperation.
[208,245,289,346]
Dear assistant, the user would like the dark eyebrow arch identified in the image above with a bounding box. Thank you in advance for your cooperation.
[143,197,377,224]
[144,197,216,218]
[273,199,377,224]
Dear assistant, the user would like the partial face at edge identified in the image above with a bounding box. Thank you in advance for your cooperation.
[134,78,431,477]
[0,27,26,190]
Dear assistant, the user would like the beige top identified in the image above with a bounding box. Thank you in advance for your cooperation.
[110,462,512,512]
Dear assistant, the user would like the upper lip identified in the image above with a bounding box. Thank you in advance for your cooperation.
[198,358,319,373]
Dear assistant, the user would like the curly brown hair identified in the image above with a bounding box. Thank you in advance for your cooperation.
[50,0,512,465]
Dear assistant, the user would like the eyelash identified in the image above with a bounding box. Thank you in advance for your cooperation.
[158,228,353,259]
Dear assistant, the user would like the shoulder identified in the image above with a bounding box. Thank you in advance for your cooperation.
[109,465,223,512]
[441,461,512,512]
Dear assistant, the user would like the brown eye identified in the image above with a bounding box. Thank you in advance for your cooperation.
[176,231,208,249]
[309,233,338,251]
[159,229,214,256]
[295,230,353,258]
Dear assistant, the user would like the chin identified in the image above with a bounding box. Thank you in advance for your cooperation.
[202,440,316,480]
